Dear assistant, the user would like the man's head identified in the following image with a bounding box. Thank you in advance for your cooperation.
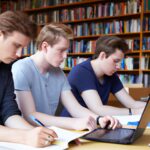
[0,11,37,64]
[93,36,129,59]
[92,36,129,76]
[36,23,73,67]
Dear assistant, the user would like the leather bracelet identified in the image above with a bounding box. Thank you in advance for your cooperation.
[96,116,101,125]
[129,108,132,115]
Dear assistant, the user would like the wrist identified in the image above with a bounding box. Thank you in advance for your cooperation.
[128,108,132,115]
[96,116,101,126]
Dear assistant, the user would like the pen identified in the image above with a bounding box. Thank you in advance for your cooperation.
[29,115,46,127]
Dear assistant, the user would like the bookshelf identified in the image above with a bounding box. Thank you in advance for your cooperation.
[0,0,149,87]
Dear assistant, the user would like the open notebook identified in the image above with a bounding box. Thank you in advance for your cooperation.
[0,126,89,150]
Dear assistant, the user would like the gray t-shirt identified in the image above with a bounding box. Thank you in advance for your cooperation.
[12,57,71,115]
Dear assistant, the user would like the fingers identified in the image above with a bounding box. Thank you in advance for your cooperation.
[39,131,56,147]
[42,127,58,139]
[40,138,51,147]
[100,116,122,130]
[37,127,58,147]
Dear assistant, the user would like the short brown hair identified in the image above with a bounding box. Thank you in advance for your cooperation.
[92,36,129,59]
[36,23,73,50]
[0,11,37,39]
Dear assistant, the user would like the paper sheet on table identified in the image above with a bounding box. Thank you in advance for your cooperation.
[0,126,89,150]
[113,115,150,128]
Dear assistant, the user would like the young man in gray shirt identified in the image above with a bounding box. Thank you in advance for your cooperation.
[12,23,121,131]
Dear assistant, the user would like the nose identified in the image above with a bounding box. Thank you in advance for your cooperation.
[63,51,67,59]
[16,48,22,57]
[115,63,121,70]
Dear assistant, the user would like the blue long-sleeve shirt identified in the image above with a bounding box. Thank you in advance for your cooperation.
[0,62,21,125]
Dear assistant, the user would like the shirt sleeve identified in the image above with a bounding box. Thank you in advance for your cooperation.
[68,66,97,94]
[12,63,30,91]
[110,73,124,94]
[0,71,21,124]
[61,70,71,91]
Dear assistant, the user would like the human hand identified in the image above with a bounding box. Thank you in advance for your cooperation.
[99,116,122,130]
[73,116,97,131]
[132,107,145,115]
[25,127,57,147]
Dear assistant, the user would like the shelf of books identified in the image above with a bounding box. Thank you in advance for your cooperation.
[0,0,149,87]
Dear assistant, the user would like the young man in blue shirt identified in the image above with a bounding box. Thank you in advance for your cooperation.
[62,36,146,117]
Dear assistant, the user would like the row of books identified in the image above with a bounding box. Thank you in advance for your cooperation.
[143,17,150,31]
[142,37,150,50]
[21,37,149,55]
[125,39,140,50]
[68,19,140,37]
[60,57,87,68]
[119,74,141,85]
[0,1,20,13]
[0,0,82,12]
[120,57,139,70]
[1,0,140,11]
[142,73,150,87]
[21,0,82,9]
[68,38,140,53]
[62,56,140,70]
[51,1,141,22]
[144,0,150,11]
[22,41,37,55]
[119,74,150,87]
[69,40,96,53]
[141,56,150,70]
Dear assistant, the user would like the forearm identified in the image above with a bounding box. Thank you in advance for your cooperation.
[92,105,130,116]
[5,115,33,129]
[0,125,28,144]
[92,103,147,116]
[31,112,89,130]
[133,101,146,108]
[115,88,146,108]
[68,104,97,119]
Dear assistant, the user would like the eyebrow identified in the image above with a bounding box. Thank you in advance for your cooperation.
[13,42,22,47]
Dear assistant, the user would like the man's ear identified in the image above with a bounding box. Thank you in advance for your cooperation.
[98,51,107,60]
[0,31,4,37]
[41,41,49,52]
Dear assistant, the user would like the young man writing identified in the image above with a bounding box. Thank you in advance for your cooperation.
[61,35,146,117]
[12,23,121,131]
[0,11,57,147]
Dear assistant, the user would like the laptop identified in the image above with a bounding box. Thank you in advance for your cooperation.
[82,96,150,144]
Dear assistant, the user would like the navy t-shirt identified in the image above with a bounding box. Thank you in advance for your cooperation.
[61,59,123,117]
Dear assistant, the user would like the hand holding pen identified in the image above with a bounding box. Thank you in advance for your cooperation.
[29,115,58,146]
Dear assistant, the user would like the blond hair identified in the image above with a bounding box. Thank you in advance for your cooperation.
[36,23,73,50]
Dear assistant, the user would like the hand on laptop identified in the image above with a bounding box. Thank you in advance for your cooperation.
[99,116,122,130]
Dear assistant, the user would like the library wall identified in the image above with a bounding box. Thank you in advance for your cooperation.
[0,0,150,87]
